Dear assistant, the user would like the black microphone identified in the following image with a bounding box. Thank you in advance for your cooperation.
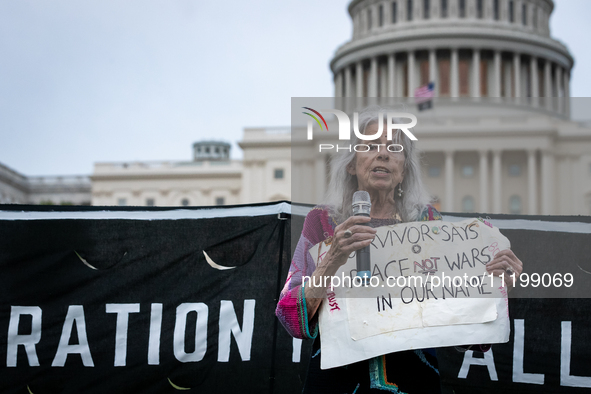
[352,191,371,285]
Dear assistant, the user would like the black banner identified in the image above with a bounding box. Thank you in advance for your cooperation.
[1,204,591,393]
[0,203,311,393]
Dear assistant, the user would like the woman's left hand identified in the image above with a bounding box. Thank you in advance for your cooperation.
[485,249,523,288]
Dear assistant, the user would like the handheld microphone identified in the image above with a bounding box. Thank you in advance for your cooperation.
[352,191,371,285]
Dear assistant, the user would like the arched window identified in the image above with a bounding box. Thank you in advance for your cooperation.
[509,195,521,214]
[462,196,475,213]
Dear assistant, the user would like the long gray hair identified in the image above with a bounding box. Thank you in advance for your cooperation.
[324,106,431,223]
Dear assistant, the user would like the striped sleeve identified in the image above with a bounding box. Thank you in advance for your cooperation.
[275,207,336,339]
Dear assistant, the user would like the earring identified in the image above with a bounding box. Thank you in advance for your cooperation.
[398,184,403,197]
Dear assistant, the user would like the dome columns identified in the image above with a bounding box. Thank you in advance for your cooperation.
[333,48,570,116]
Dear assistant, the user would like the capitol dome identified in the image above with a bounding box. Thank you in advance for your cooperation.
[331,0,572,117]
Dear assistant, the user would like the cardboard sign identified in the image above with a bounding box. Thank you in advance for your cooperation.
[311,218,511,369]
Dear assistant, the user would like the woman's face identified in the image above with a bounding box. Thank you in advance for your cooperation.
[347,122,405,194]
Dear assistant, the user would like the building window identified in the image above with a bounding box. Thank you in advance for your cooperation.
[181,198,190,206]
[441,0,448,18]
[423,0,430,19]
[493,0,499,20]
[522,4,527,25]
[462,196,475,213]
[509,164,521,176]
[392,1,398,23]
[480,60,488,96]
[476,0,483,18]
[509,195,522,214]
[368,8,372,30]
[458,0,466,18]
[407,0,413,21]
[533,6,537,28]
[117,198,127,206]
[462,165,474,177]
[205,147,210,153]
[215,197,225,206]
[146,198,155,206]
[439,58,450,95]
[509,0,514,22]
[274,168,285,179]
[379,4,384,26]
[428,166,441,177]
[459,59,470,96]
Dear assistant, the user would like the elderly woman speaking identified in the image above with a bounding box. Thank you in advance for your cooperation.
[276,108,523,393]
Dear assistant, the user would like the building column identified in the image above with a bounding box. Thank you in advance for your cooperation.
[530,56,539,106]
[513,53,521,99]
[572,156,582,214]
[371,4,378,29]
[242,162,252,204]
[451,48,459,98]
[544,60,552,110]
[445,151,455,212]
[564,70,571,117]
[356,61,364,98]
[479,150,489,213]
[492,150,502,214]
[493,50,502,98]
[345,65,352,97]
[473,49,481,98]
[408,51,415,96]
[291,160,301,203]
[379,63,387,98]
[541,150,555,214]
[527,149,537,214]
[388,53,396,97]
[335,70,343,98]
[369,57,379,97]
[429,49,437,96]
[315,155,326,203]
[555,65,563,113]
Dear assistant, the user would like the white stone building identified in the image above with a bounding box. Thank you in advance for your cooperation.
[302,0,590,215]
[0,162,91,205]
[91,130,291,207]
[5,0,591,215]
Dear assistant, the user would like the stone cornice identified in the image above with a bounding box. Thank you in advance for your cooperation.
[331,24,573,72]
[90,171,242,182]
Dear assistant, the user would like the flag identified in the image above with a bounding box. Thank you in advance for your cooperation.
[415,82,434,111]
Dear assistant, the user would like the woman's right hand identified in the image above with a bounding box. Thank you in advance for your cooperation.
[304,215,377,313]
[324,216,377,269]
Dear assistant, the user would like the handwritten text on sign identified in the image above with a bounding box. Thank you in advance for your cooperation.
[312,218,511,369]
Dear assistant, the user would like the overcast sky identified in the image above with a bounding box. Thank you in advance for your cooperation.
[1,0,589,176]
